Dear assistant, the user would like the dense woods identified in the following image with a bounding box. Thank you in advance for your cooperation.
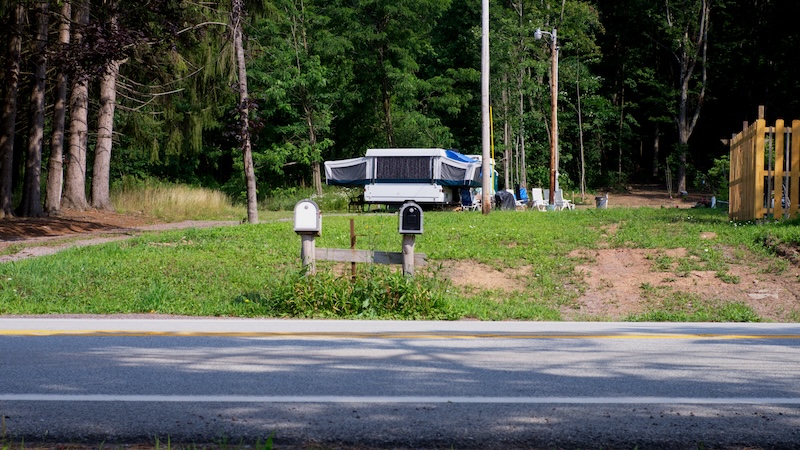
[1,0,798,217]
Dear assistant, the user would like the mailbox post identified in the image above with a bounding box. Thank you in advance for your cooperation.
[294,199,321,274]
[398,201,423,277]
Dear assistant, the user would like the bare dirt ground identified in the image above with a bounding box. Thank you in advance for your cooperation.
[0,210,236,263]
[2,185,799,321]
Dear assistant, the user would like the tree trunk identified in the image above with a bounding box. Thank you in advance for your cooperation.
[382,83,395,147]
[91,5,122,211]
[673,0,710,194]
[377,46,395,148]
[91,58,121,210]
[652,123,660,178]
[20,1,49,217]
[308,110,322,195]
[232,0,258,224]
[62,0,91,211]
[294,0,323,197]
[0,3,24,219]
[46,0,71,214]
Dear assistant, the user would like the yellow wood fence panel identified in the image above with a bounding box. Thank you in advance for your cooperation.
[729,118,800,221]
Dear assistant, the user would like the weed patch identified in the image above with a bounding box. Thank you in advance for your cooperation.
[240,267,457,320]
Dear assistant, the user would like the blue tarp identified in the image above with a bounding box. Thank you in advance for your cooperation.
[445,149,478,163]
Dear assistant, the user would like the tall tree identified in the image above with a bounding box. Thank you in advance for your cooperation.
[253,0,344,195]
[19,0,49,217]
[46,0,72,213]
[488,0,603,191]
[62,0,91,211]
[335,0,451,149]
[0,3,24,218]
[596,0,710,189]
[91,3,122,211]
[232,0,259,223]
[669,0,710,194]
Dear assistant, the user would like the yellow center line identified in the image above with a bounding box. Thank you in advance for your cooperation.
[2,330,800,339]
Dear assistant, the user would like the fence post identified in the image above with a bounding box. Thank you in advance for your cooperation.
[775,120,786,218]
[300,234,316,275]
[402,234,416,277]
[754,119,766,219]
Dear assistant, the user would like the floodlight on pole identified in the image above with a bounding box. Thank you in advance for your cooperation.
[534,27,559,206]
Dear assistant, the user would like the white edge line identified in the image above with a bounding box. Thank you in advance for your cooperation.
[2,395,800,405]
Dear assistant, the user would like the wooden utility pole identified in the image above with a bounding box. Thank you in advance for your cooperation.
[481,0,492,214]
[548,28,559,206]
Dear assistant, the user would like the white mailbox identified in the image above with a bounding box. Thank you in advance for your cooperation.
[294,199,321,234]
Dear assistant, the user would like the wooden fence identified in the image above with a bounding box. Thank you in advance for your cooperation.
[729,119,800,221]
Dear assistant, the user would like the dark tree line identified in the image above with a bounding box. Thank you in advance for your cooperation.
[1,0,798,218]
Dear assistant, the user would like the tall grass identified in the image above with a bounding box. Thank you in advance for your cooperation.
[112,177,358,220]
[111,177,243,221]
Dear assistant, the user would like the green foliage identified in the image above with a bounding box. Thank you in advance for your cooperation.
[248,0,345,189]
[702,155,730,199]
[4,0,797,224]
[252,266,455,319]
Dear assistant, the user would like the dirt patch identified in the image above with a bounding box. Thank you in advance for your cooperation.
[0,210,236,263]
[585,184,705,209]
[565,246,800,321]
[439,260,527,293]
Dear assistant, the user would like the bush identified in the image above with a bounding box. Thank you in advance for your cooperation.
[261,185,356,212]
[251,266,455,319]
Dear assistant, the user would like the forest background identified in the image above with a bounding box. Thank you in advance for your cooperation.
[0,0,796,222]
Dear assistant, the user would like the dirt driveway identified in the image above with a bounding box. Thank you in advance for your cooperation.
[0,210,236,263]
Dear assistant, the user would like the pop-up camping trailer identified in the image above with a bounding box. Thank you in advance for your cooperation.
[324,148,481,206]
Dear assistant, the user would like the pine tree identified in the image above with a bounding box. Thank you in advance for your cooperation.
[0,3,24,218]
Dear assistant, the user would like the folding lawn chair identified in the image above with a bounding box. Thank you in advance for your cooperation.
[530,188,548,211]
[460,189,480,211]
[554,189,575,210]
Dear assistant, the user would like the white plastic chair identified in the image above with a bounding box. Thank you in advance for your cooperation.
[530,188,547,211]
[554,189,575,210]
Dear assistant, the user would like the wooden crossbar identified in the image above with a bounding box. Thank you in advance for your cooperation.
[316,248,428,266]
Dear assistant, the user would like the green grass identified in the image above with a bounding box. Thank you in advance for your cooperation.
[2,203,798,322]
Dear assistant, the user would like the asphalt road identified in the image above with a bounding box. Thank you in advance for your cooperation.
[2,319,800,449]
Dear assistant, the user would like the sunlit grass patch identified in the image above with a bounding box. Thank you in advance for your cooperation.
[1,205,798,321]
[111,176,242,221]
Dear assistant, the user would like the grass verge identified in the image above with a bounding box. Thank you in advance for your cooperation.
[2,205,798,321]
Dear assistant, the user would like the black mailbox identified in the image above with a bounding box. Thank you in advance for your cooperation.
[398,201,423,234]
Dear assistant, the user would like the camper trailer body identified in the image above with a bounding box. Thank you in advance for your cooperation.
[324,148,481,206]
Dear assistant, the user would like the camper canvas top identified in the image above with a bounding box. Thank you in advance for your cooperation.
[365,148,471,158]
[325,148,480,188]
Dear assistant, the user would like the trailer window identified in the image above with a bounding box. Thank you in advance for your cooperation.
[375,156,431,182]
